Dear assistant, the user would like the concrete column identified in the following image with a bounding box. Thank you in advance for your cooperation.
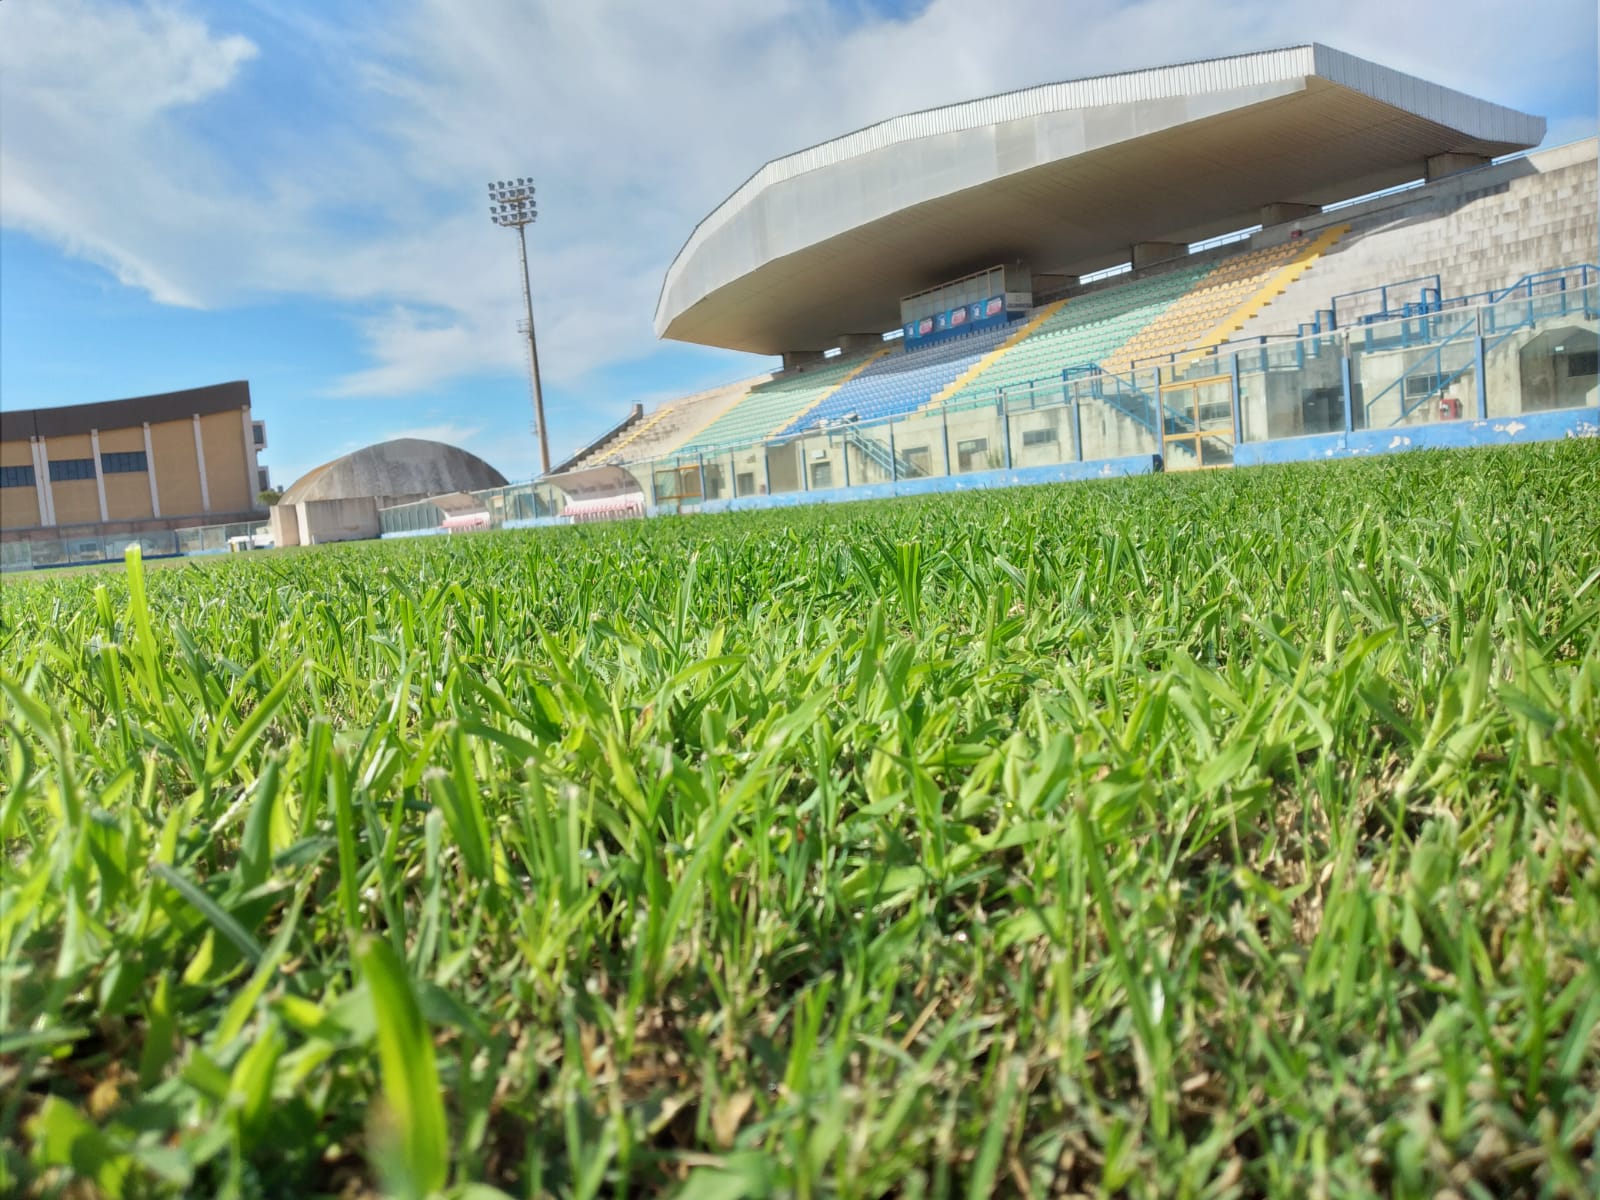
[1425,152,1490,182]
[240,407,261,506]
[143,422,161,517]
[834,333,882,355]
[782,349,826,372]
[89,429,109,521]
[32,437,56,527]
[1259,201,1321,226]
[1132,241,1186,269]
[1034,274,1078,296]
[192,413,211,512]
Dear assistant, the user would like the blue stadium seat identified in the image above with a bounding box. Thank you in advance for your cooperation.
[778,323,1015,436]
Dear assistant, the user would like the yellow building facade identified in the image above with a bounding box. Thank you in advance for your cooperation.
[1,382,266,543]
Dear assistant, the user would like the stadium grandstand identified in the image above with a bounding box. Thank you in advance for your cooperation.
[400,44,1596,532]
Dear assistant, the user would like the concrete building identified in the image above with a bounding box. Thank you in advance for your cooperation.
[1,381,267,546]
[279,438,507,510]
[273,438,509,546]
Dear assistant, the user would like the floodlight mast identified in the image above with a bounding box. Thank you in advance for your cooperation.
[487,178,550,476]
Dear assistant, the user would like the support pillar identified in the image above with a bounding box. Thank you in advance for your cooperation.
[782,349,826,372]
[1340,340,1355,434]
[1230,357,1243,446]
[1474,333,1488,420]
[192,414,211,512]
[143,422,161,517]
[1132,241,1186,270]
[834,333,882,356]
[32,437,55,527]
[1153,368,1166,465]
[90,429,108,521]
[1425,152,1490,182]
[1259,201,1321,226]
[241,407,261,507]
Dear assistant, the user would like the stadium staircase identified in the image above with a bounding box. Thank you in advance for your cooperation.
[677,352,881,456]
[778,323,1015,437]
[840,425,919,480]
[1357,266,1597,426]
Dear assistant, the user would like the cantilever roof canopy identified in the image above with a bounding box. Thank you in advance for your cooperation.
[655,45,1544,356]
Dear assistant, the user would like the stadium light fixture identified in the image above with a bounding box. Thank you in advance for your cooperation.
[487,176,550,475]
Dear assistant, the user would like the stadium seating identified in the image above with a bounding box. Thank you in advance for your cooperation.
[935,265,1212,409]
[777,323,1017,436]
[1102,225,1347,372]
[566,375,772,470]
[677,352,880,454]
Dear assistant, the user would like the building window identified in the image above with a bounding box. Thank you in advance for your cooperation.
[257,467,272,492]
[252,421,268,448]
[48,458,96,482]
[735,471,756,496]
[902,446,931,476]
[100,450,149,474]
[1403,373,1443,400]
[809,460,833,489]
[1567,349,1598,378]
[1021,427,1058,446]
[1,464,36,488]
[956,437,989,471]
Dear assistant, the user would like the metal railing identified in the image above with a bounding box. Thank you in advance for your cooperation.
[629,282,1596,503]
[1,518,269,573]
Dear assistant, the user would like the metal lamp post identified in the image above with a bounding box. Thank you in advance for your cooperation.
[487,178,551,476]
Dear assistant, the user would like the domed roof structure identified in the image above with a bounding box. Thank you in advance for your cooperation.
[281,438,508,508]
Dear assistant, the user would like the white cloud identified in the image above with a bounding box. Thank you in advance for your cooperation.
[3,0,1595,403]
[379,422,486,446]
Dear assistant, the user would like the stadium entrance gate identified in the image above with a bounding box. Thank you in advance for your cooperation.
[1160,374,1235,470]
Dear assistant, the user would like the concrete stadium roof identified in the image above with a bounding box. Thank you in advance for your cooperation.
[655,45,1544,356]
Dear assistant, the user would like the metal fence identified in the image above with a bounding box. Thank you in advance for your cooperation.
[632,282,1598,509]
[1,519,267,573]
[377,481,567,536]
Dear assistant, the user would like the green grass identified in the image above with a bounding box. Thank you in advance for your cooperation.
[3,441,1599,1199]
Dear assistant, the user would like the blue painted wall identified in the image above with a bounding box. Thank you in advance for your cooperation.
[1232,406,1599,467]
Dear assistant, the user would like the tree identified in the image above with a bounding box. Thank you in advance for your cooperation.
[257,489,282,507]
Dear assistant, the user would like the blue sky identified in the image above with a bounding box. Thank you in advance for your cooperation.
[3,0,1595,487]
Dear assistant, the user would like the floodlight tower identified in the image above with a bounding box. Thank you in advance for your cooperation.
[487,178,551,475]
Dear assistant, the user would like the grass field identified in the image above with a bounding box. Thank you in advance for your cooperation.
[3,441,1599,1199]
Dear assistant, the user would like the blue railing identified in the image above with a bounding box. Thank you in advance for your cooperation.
[1362,318,1480,426]
[1331,275,1443,329]
[1361,276,1597,426]
[841,424,918,480]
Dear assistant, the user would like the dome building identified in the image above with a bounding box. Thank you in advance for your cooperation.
[272,438,508,546]
[280,438,507,509]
